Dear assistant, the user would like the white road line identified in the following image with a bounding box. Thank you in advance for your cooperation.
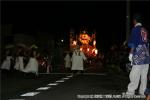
[18,75,71,98]
[47,83,59,86]
[62,77,70,80]
[67,75,73,78]
[20,92,40,96]
[56,80,65,83]
[36,87,51,90]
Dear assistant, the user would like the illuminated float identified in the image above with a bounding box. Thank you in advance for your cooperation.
[70,29,98,58]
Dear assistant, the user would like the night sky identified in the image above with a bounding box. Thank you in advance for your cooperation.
[1,1,150,50]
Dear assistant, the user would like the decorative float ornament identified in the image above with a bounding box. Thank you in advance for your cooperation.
[73,40,77,45]
[79,32,91,45]
[92,48,95,53]
[87,48,90,52]
[93,40,96,46]
[70,29,98,58]
[95,49,98,55]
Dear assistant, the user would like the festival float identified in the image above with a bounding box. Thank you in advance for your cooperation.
[70,29,98,59]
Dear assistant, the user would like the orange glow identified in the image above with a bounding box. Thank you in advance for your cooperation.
[70,29,98,58]
[87,48,90,52]
[92,48,95,53]
[80,48,82,51]
[79,33,91,45]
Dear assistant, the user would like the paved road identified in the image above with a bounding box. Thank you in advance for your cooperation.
[1,69,146,100]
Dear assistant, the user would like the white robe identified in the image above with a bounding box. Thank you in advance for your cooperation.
[23,57,38,74]
[71,50,86,70]
[64,54,71,68]
[1,56,12,70]
[14,57,24,72]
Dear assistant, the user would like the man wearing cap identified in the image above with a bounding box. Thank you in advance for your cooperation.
[126,14,150,95]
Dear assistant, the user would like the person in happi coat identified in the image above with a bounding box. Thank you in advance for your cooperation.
[71,45,87,75]
[126,14,150,95]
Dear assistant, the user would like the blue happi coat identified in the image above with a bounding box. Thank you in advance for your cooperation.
[128,23,150,65]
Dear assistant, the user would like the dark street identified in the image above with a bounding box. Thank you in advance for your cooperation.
[1,1,150,100]
[1,68,145,100]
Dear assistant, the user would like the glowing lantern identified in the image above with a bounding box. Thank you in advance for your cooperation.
[95,49,98,55]
[93,40,96,46]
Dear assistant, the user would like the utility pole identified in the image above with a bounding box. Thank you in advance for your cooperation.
[126,0,130,42]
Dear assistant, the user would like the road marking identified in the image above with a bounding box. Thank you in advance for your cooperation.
[36,87,51,90]
[62,77,70,80]
[67,75,73,78]
[17,75,71,98]
[47,83,59,86]
[56,80,65,83]
[20,92,40,96]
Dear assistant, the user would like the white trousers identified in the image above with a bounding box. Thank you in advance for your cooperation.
[127,64,149,94]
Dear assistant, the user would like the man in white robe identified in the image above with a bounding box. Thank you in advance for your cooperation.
[1,56,12,70]
[71,45,87,75]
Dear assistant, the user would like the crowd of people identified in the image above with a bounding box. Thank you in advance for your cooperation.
[0,41,131,77]
[106,42,130,73]
[0,46,51,77]
[0,44,88,76]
